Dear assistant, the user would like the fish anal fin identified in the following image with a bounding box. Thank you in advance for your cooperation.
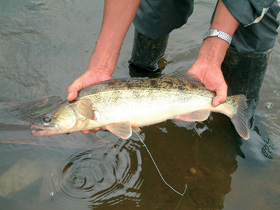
[105,122,132,139]
[76,99,94,119]
[175,110,210,122]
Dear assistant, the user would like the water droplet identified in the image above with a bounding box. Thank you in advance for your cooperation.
[265,102,273,110]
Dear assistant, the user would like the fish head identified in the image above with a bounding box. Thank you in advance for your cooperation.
[31,101,77,136]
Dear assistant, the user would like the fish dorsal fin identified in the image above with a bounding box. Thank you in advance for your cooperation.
[76,99,94,119]
[175,110,210,122]
[164,71,205,88]
[105,122,132,139]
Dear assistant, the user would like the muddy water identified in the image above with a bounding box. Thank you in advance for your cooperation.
[0,0,280,209]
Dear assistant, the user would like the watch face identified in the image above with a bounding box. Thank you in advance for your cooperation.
[209,29,219,36]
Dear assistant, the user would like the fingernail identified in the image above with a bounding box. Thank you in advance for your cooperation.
[213,100,220,107]
[67,93,73,101]
[216,100,220,106]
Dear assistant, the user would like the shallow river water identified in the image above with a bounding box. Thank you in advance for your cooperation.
[0,1,280,209]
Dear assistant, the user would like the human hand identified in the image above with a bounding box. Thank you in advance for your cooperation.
[187,36,229,107]
[67,69,111,134]
[187,0,239,107]
[66,0,141,134]
[188,58,227,107]
[67,69,111,101]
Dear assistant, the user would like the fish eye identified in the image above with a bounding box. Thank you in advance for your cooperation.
[43,115,52,123]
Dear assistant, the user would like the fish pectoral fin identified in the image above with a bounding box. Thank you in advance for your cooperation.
[76,99,94,119]
[105,122,132,139]
[175,110,210,122]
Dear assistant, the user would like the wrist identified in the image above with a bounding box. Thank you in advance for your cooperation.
[198,37,229,66]
[87,40,120,75]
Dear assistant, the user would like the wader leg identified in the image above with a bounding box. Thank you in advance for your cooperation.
[221,47,270,129]
[129,29,169,72]
[222,47,273,162]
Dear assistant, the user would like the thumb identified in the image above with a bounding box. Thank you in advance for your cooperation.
[212,82,227,107]
[67,79,83,101]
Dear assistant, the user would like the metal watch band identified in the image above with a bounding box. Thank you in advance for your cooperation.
[203,29,232,45]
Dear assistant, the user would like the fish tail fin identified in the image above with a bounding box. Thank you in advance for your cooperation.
[229,94,250,140]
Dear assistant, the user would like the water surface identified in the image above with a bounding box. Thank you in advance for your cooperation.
[0,0,280,209]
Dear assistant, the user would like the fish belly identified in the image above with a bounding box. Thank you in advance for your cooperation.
[97,91,213,127]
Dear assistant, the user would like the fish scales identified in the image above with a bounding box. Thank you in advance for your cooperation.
[31,73,249,140]
[79,75,214,97]
[79,77,210,124]
[78,76,213,112]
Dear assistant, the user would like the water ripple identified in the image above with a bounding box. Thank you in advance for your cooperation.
[44,139,143,209]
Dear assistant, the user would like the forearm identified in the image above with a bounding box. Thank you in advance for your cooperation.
[88,0,141,75]
[198,0,240,66]
[188,0,240,106]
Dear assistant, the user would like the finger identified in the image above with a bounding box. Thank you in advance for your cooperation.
[67,91,77,102]
[67,79,83,101]
[212,82,228,107]
[81,130,89,134]
[90,128,100,133]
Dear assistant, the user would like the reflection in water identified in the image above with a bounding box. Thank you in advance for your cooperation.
[0,95,258,209]
[135,132,187,196]
[43,138,143,209]
[0,100,244,210]
[238,115,274,168]
[137,114,242,209]
[0,103,277,209]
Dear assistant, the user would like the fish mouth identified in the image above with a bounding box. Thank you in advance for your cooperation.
[30,125,61,136]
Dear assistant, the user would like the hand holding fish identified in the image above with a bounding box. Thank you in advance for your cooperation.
[60,0,243,136]
[188,0,239,107]
[67,68,111,134]
[67,0,140,100]
[32,72,249,140]
[188,37,229,107]
[188,59,227,107]
[67,69,111,102]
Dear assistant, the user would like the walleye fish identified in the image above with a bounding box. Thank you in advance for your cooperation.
[31,72,249,140]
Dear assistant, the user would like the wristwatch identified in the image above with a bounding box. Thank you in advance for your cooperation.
[203,29,232,45]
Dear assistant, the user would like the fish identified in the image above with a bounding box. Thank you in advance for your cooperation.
[31,72,250,140]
